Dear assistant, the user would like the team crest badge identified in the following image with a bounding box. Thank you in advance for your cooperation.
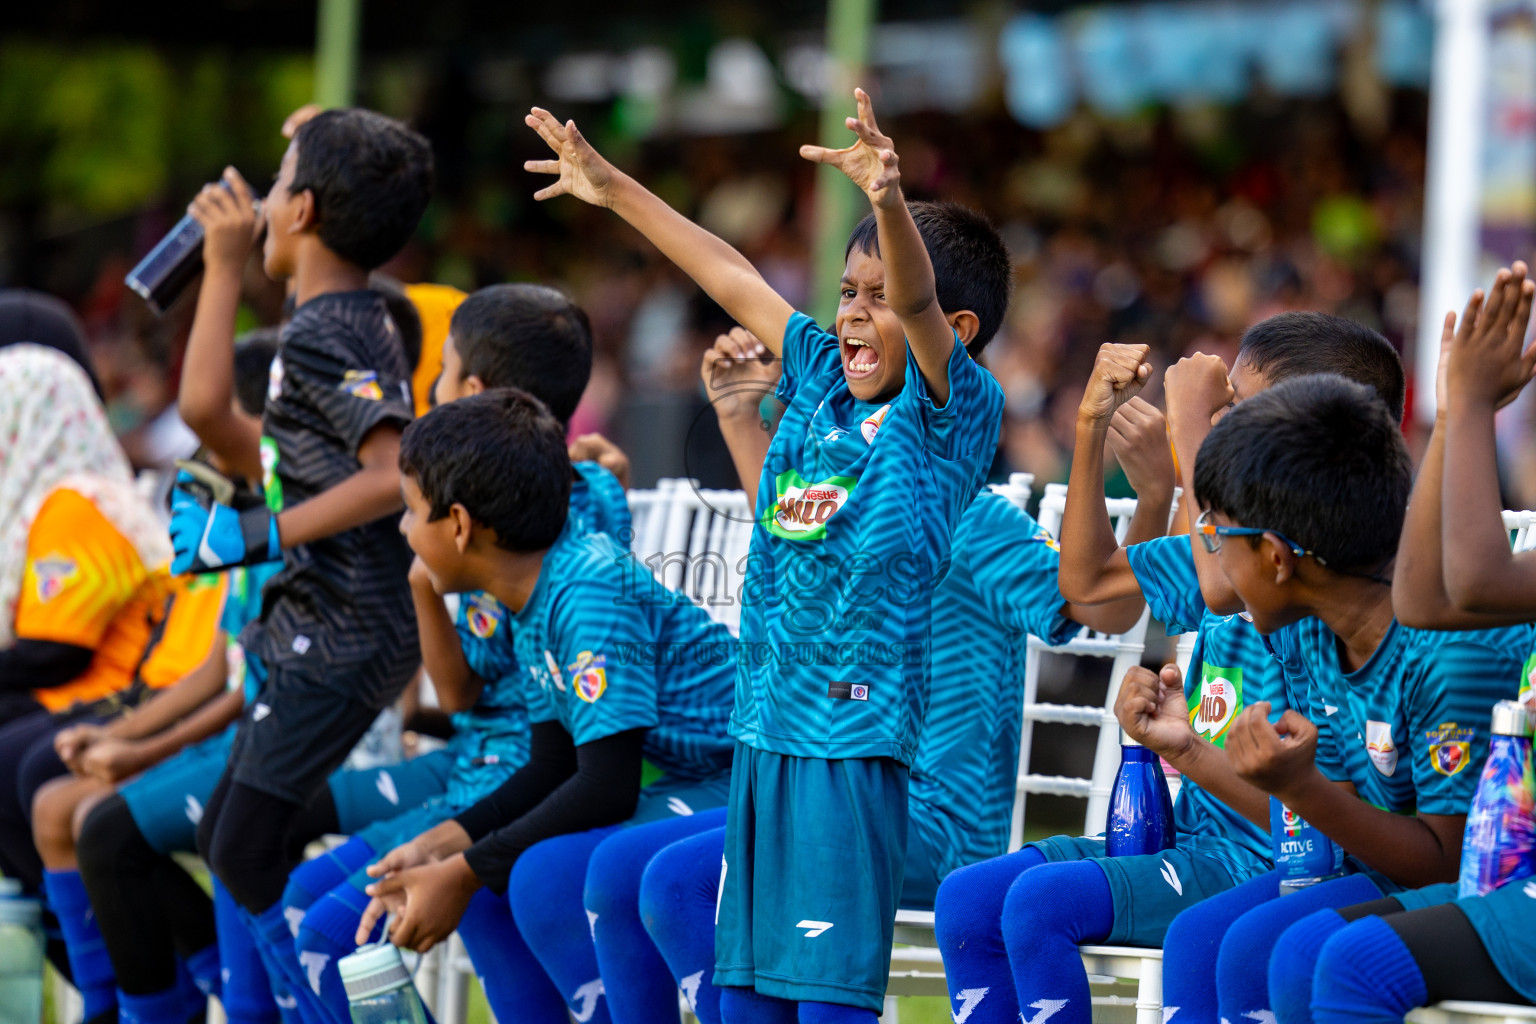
[860,404,891,444]
[568,651,608,703]
[339,370,384,401]
[1189,665,1243,744]
[1426,722,1475,777]
[32,556,78,603]
[1031,527,1062,553]
[465,595,504,639]
[1365,720,1398,776]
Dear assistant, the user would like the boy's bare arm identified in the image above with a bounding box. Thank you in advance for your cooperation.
[1164,355,1243,615]
[410,558,482,714]
[1225,705,1464,887]
[274,424,403,548]
[1058,345,1153,606]
[801,90,956,404]
[1397,297,1532,627]
[702,328,781,509]
[525,110,794,354]
[1442,264,1536,614]
[181,168,265,482]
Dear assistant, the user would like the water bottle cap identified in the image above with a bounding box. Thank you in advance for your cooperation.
[337,943,413,1001]
[1490,700,1533,737]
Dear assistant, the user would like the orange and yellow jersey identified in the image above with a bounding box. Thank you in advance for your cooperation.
[17,487,173,712]
[405,282,468,416]
[135,573,228,691]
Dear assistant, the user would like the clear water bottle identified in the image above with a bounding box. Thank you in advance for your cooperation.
[1106,742,1176,856]
[1271,797,1346,894]
[339,943,430,1024]
[124,180,262,315]
[1458,700,1536,898]
[0,879,45,1024]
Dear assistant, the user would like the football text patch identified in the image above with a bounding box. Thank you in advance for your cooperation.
[1425,722,1475,777]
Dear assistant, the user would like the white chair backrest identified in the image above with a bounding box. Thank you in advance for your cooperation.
[626,478,753,634]
[1506,509,1536,553]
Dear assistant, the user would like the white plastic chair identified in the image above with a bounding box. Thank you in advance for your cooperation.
[626,477,755,634]
[1408,1003,1536,1024]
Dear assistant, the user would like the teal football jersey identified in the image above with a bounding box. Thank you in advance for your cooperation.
[913,490,1079,875]
[1127,535,1302,874]
[1267,617,1534,815]
[441,459,634,806]
[732,311,1005,764]
[513,523,735,781]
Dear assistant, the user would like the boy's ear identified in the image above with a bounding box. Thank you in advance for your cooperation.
[1262,534,1299,586]
[448,502,475,555]
[289,188,318,234]
[945,310,981,347]
[462,375,486,397]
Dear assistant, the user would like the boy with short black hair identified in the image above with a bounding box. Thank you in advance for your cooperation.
[525,88,1006,1021]
[1133,370,1531,1024]
[351,391,733,1024]
[164,107,432,1024]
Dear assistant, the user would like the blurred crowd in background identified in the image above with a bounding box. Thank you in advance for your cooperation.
[0,0,1475,501]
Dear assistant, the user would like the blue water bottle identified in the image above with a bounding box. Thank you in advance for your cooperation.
[1458,700,1536,897]
[1107,741,1176,856]
[1270,797,1346,894]
[338,943,430,1024]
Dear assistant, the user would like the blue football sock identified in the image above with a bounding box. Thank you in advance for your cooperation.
[1215,875,1383,1024]
[249,902,329,1024]
[282,839,374,925]
[932,846,1047,1024]
[184,944,222,1002]
[1161,871,1281,1024]
[1000,860,1115,1024]
[718,986,796,1024]
[1311,916,1427,1024]
[213,880,280,1024]
[118,986,187,1024]
[639,827,729,1024]
[45,869,117,1022]
[295,883,376,1024]
[796,1001,877,1024]
[1268,910,1350,1024]
[505,826,622,1024]
[457,886,566,1024]
[586,807,727,1024]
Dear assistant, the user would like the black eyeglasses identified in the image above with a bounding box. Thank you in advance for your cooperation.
[1194,509,1328,567]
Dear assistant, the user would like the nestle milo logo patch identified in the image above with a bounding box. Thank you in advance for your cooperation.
[766,469,858,541]
[1189,664,1243,745]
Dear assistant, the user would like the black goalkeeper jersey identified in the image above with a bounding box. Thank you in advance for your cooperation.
[241,289,418,706]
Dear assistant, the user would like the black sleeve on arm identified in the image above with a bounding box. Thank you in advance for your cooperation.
[452,721,579,840]
[0,639,94,692]
[462,728,647,894]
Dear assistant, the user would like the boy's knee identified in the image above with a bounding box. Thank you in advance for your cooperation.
[30,778,81,859]
[583,831,649,920]
[934,858,1015,946]
[1001,860,1113,950]
[508,832,586,923]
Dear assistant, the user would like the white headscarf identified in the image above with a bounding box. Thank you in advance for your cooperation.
[0,344,171,649]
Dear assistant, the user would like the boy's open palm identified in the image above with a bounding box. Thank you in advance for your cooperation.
[525,108,618,208]
[1080,343,1153,422]
[799,89,901,208]
[1115,664,1194,759]
[1446,262,1536,409]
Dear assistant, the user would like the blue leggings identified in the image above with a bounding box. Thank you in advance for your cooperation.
[1161,872,1383,1024]
[586,808,727,1024]
[640,828,729,1024]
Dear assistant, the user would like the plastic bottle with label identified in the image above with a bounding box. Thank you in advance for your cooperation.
[1270,796,1346,894]
[1106,741,1176,856]
[1458,700,1536,898]
[0,878,44,1024]
[124,180,262,315]
[339,943,430,1024]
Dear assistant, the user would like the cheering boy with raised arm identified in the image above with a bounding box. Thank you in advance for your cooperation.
[527,90,1006,1022]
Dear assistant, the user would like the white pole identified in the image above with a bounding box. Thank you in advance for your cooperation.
[1416,0,1489,423]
